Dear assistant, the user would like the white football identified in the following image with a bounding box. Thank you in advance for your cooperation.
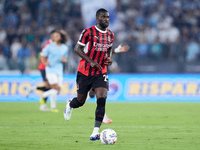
[100,129,117,145]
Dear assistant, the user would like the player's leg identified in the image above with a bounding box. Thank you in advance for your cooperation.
[42,73,59,112]
[85,88,95,101]
[39,70,51,104]
[38,69,50,91]
[50,75,62,112]
[26,85,36,97]
[87,89,112,124]
[89,88,95,98]
[26,69,49,97]
[38,70,51,111]
[64,93,88,121]
[89,73,109,140]
[64,72,91,121]
[37,81,51,92]
[90,87,107,141]
[49,83,60,112]
[103,113,112,124]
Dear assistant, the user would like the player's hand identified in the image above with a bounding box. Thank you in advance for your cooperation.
[44,61,50,66]
[90,60,102,71]
[104,57,112,66]
[61,57,67,63]
[119,45,130,52]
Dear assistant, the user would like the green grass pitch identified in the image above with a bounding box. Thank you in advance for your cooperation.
[0,102,200,150]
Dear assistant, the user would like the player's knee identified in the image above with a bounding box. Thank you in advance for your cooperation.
[51,89,58,95]
[96,93,107,100]
[51,85,60,91]
[89,89,95,98]
[45,81,51,89]
[97,97,106,108]
[78,98,86,104]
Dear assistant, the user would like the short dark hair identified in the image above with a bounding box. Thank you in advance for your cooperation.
[96,8,108,18]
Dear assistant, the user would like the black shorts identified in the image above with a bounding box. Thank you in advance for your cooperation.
[39,69,48,81]
[76,72,109,94]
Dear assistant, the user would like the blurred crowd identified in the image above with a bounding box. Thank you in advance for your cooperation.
[113,0,200,73]
[0,0,200,73]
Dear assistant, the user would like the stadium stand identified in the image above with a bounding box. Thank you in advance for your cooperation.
[0,0,200,73]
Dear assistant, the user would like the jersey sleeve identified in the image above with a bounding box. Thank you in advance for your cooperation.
[41,40,50,52]
[109,32,115,48]
[41,44,49,57]
[77,29,89,46]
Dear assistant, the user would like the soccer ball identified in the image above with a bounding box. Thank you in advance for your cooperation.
[100,129,117,145]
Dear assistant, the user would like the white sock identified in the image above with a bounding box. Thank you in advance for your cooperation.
[42,89,52,98]
[86,94,91,101]
[49,89,58,109]
[42,89,53,98]
[92,127,99,135]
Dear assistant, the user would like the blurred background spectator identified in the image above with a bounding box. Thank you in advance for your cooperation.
[0,0,200,74]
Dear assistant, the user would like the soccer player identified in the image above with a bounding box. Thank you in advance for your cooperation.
[64,8,114,141]
[86,44,130,124]
[41,30,69,112]
[26,29,57,111]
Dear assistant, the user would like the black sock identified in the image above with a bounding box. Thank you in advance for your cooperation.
[44,97,47,103]
[69,97,84,108]
[95,120,102,128]
[95,97,106,126]
[37,86,50,92]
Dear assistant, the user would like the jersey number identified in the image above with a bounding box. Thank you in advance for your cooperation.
[103,74,108,82]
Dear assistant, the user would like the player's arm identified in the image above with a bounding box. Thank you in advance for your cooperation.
[40,46,50,66]
[112,44,130,54]
[105,47,112,66]
[61,57,67,63]
[41,56,49,66]
[74,43,102,70]
[105,44,130,66]
[61,46,69,63]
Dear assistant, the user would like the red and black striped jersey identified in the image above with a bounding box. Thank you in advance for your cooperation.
[77,25,114,76]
